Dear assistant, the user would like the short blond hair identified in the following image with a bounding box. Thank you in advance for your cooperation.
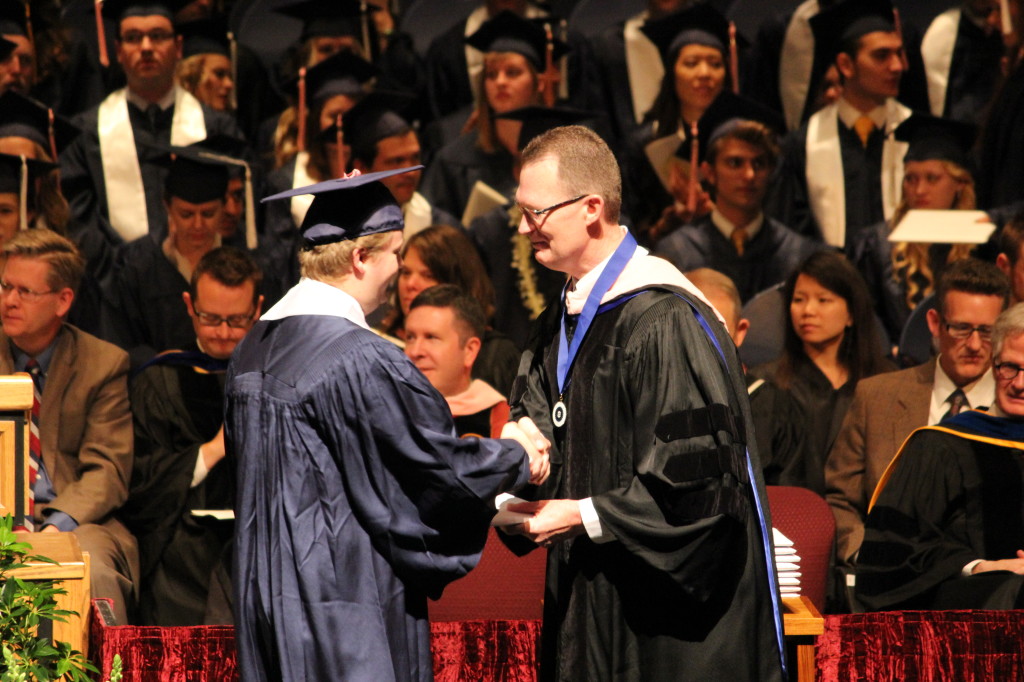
[2,229,84,293]
[298,232,394,280]
[520,125,621,223]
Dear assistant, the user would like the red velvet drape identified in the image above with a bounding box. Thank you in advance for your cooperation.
[816,610,1024,681]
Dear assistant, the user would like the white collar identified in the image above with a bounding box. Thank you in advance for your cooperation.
[261,277,367,328]
[710,208,764,242]
[837,97,888,129]
[126,84,177,112]
[931,356,996,424]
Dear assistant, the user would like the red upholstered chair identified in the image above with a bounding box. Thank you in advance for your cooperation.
[766,485,836,613]
[429,527,547,621]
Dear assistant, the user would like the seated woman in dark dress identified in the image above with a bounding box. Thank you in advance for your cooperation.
[752,251,892,495]
[378,224,520,395]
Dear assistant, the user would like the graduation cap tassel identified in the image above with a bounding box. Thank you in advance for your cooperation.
[687,122,699,214]
[244,162,257,250]
[892,8,909,71]
[1001,0,1013,35]
[22,1,33,48]
[47,109,58,163]
[729,22,739,94]
[559,19,569,100]
[297,67,307,153]
[542,22,557,108]
[360,1,371,60]
[342,112,350,174]
[95,0,109,67]
[18,155,28,231]
[228,31,239,112]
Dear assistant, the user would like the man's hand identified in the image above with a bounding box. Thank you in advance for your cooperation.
[505,499,584,546]
[973,550,1024,575]
[501,417,551,485]
[40,525,60,534]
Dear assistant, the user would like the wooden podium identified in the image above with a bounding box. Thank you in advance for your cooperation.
[783,595,824,682]
[0,375,32,527]
[12,531,91,654]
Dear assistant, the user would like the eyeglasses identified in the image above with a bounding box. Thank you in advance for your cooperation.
[0,280,57,301]
[119,30,176,46]
[944,322,993,341]
[517,194,587,227]
[995,361,1024,381]
[193,308,255,329]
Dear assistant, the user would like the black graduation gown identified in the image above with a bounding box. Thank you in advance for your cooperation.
[750,356,856,495]
[857,411,1024,611]
[123,349,233,625]
[977,61,1024,209]
[747,375,806,486]
[101,236,194,367]
[225,313,531,682]
[509,284,785,682]
[469,205,566,349]
[935,13,1004,125]
[419,130,517,221]
[767,118,889,244]
[60,98,243,284]
[654,215,824,302]
[619,121,674,236]
[582,19,647,144]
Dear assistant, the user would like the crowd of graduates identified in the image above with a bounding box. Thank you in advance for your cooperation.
[5,0,1024,626]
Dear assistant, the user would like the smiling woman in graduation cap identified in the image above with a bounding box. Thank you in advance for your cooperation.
[225,166,549,682]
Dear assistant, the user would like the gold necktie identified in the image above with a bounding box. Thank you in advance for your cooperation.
[854,115,875,147]
[731,226,748,256]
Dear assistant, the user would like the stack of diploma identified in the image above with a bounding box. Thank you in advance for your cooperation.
[772,528,801,595]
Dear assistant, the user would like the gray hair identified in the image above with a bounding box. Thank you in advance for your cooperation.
[992,302,1024,359]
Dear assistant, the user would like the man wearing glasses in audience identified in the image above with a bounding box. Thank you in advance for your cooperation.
[60,0,242,284]
[826,258,1009,589]
[123,246,262,626]
[857,301,1024,611]
[0,230,137,624]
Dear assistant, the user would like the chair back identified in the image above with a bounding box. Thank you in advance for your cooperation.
[898,293,936,368]
[766,485,835,612]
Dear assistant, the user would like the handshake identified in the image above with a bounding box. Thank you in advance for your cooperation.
[500,417,551,485]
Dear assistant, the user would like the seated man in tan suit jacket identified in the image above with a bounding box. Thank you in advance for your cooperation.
[825,258,1009,570]
[0,230,137,623]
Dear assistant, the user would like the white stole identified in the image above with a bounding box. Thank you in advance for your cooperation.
[98,86,206,242]
[804,100,911,248]
[623,12,663,124]
[779,0,819,132]
[403,191,433,238]
[289,151,316,228]
[921,8,960,118]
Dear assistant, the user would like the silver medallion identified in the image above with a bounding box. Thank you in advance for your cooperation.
[552,400,567,427]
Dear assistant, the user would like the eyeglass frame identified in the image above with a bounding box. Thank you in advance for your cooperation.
[0,280,58,302]
[517,194,588,228]
[192,307,257,329]
[994,361,1024,381]
[942,321,994,341]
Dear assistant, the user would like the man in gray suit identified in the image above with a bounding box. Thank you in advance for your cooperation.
[825,258,1009,569]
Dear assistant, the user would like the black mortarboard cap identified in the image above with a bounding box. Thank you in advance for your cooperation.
[287,49,376,105]
[0,0,28,37]
[327,89,414,152]
[0,91,80,155]
[273,0,378,42]
[809,0,896,66]
[674,91,784,164]
[895,113,977,169]
[179,17,230,58]
[465,10,570,71]
[641,4,743,64]
[160,142,231,203]
[496,105,595,152]
[0,152,56,194]
[100,0,192,23]
[261,167,423,246]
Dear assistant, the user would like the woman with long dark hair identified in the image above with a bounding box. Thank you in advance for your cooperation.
[752,250,892,494]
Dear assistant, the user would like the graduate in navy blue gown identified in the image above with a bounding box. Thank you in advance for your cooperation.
[224,166,549,681]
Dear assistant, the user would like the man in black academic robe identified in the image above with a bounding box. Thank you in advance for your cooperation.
[857,308,1024,611]
[123,246,262,626]
[226,168,548,681]
[504,126,785,681]
[59,1,242,285]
